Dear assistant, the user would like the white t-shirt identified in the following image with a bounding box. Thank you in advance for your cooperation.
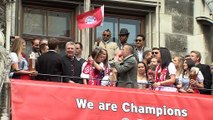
[9,52,28,70]
[196,71,204,83]
[168,62,176,75]
[10,52,19,64]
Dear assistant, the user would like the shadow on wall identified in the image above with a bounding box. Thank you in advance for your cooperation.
[165,33,187,56]
[201,25,213,63]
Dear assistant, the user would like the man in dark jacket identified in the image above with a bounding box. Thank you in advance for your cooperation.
[62,42,84,84]
[36,38,63,82]
[190,51,212,95]
[111,44,138,88]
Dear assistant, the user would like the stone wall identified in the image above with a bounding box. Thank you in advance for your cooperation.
[0,0,6,46]
[160,0,213,63]
[163,0,194,55]
[0,0,6,34]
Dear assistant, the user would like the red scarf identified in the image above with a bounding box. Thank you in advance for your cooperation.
[82,61,101,85]
[155,64,168,82]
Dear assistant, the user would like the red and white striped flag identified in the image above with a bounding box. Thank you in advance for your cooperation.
[77,5,104,30]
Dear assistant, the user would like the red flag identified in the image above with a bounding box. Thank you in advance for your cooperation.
[77,5,104,29]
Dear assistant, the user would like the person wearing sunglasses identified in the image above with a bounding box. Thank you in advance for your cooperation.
[94,29,119,60]
[118,28,130,49]
[135,34,150,62]
[152,47,177,92]
[152,47,160,60]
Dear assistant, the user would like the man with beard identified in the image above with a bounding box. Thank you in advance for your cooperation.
[30,38,41,59]
[142,50,152,66]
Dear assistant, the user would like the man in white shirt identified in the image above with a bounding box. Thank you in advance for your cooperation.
[31,38,41,59]
[135,34,150,62]
[75,42,85,64]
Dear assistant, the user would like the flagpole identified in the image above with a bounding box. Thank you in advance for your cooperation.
[82,0,91,59]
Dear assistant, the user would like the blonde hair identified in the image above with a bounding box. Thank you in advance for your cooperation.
[11,38,25,60]
[101,48,109,66]
[173,55,184,77]
[191,50,201,61]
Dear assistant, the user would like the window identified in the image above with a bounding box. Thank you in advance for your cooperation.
[23,7,71,37]
[96,16,142,44]
[23,7,72,56]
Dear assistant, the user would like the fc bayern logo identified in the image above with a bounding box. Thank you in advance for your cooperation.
[85,16,97,24]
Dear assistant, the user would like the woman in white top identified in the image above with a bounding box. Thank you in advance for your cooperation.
[137,62,148,89]
[81,47,105,85]
[100,48,111,86]
[172,55,184,91]
[9,38,35,79]
[153,47,177,92]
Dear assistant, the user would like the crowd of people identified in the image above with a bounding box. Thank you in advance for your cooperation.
[9,28,213,95]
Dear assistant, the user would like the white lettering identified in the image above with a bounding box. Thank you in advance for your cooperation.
[167,108,174,115]
[174,109,181,116]
[130,103,138,113]
[163,105,167,115]
[75,98,94,109]
[181,109,188,117]
[98,102,118,112]
[156,108,163,117]
[111,104,118,112]
[99,103,105,110]
[138,106,145,113]
[87,101,94,109]
[145,107,156,114]
[122,102,130,112]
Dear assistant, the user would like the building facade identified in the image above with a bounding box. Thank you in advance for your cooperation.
[3,0,213,64]
[0,0,6,46]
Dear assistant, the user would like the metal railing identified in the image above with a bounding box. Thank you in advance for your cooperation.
[1,73,213,120]
[16,73,213,92]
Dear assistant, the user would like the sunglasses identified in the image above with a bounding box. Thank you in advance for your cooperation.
[34,44,40,47]
[152,52,159,55]
[135,39,142,42]
[103,34,110,37]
